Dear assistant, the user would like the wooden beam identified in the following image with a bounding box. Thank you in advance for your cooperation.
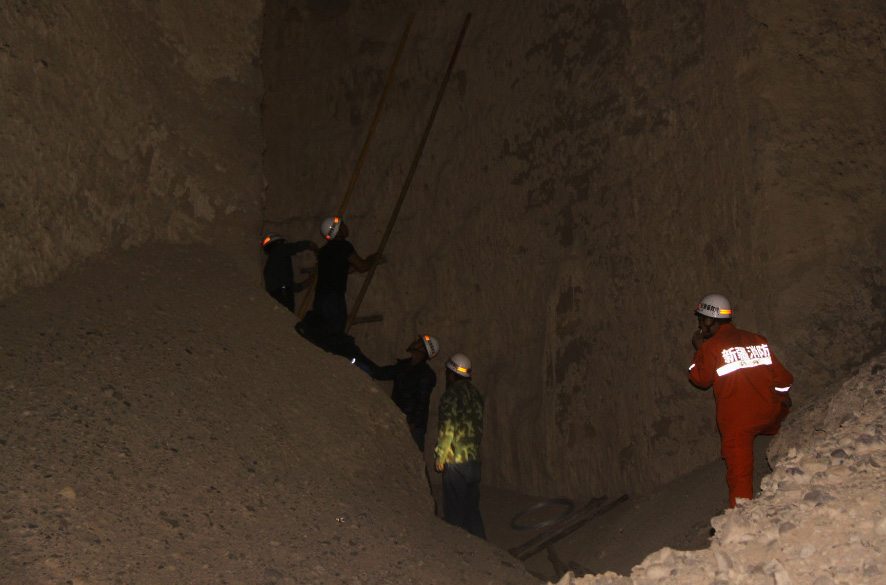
[296,15,413,320]
[350,315,383,326]
[509,494,629,561]
[547,546,568,580]
[345,13,472,333]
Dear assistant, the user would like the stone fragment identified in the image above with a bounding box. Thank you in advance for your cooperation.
[803,489,835,503]
[862,561,882,577]
[713,549,733,570]
[777,481,805,492]
[642,563,672,580]
[857,454,881,468]
[711,513,753,545]
[641,546,675,566]
[766,559,792,585]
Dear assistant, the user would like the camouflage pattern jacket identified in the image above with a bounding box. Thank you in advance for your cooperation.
[434,378,484,465]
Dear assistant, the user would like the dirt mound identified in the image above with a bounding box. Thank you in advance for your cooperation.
[0,244,534,585]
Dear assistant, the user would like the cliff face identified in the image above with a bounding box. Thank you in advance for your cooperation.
[0,0,265,298]
[261,0,886,498]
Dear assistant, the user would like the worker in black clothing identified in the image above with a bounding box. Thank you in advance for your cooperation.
[296,216,379,375]
[311,216,378,334]
[261,234,318,312]
[375,335,440,451]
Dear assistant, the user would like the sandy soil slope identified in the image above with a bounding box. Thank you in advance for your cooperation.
[2,243,882,585]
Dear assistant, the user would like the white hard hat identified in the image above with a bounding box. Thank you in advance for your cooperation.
[446,353,472,377]
[695,293,732,319]
[320,216,341,240]
[421,334,440,359]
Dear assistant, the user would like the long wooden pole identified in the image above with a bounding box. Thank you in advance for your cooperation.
[345,13,472,333]
[338,14,414,216]
[297,14,414,319]
[508,494,630,561]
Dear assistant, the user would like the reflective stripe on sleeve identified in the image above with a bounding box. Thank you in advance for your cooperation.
[775,386,791,393]
[688,363,696,371]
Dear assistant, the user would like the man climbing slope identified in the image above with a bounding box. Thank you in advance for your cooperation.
[311,215,378,335]
[296,215,378,374]
[261,233,317,312]
[688,293,793,508]
[375,334,439,451]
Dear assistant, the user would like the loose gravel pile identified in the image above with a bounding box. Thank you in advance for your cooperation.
[560,353,886,585]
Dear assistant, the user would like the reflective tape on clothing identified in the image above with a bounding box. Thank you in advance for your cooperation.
[716,355,773,377]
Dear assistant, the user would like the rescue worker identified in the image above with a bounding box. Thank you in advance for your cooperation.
[688,293,793,508]
[302,216,377,336]
[296,216,378,374]
[374,334,439,451]
[261,234,317,312]
[434,353,486,538]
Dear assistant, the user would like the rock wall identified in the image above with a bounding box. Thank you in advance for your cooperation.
[262,0,885,500]
[0,0,265,299]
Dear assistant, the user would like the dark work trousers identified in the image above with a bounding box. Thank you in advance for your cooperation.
[313,289,347,333]
[268,285,295,312]
[442,461,486,539]
[410,426,426,452]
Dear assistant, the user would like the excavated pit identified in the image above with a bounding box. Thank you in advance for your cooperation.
[1,0,884,583]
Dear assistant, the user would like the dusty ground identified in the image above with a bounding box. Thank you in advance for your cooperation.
[1,244,883,585]
[477,441,773,582]
[0,244,531,585]
[562,353,886,585]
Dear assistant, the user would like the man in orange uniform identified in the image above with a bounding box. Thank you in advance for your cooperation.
[688,293,792,508]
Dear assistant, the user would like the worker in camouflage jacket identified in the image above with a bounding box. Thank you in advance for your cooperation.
[434,353,485,539]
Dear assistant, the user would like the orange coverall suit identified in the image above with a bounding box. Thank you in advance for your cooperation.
[688,323,792,507]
